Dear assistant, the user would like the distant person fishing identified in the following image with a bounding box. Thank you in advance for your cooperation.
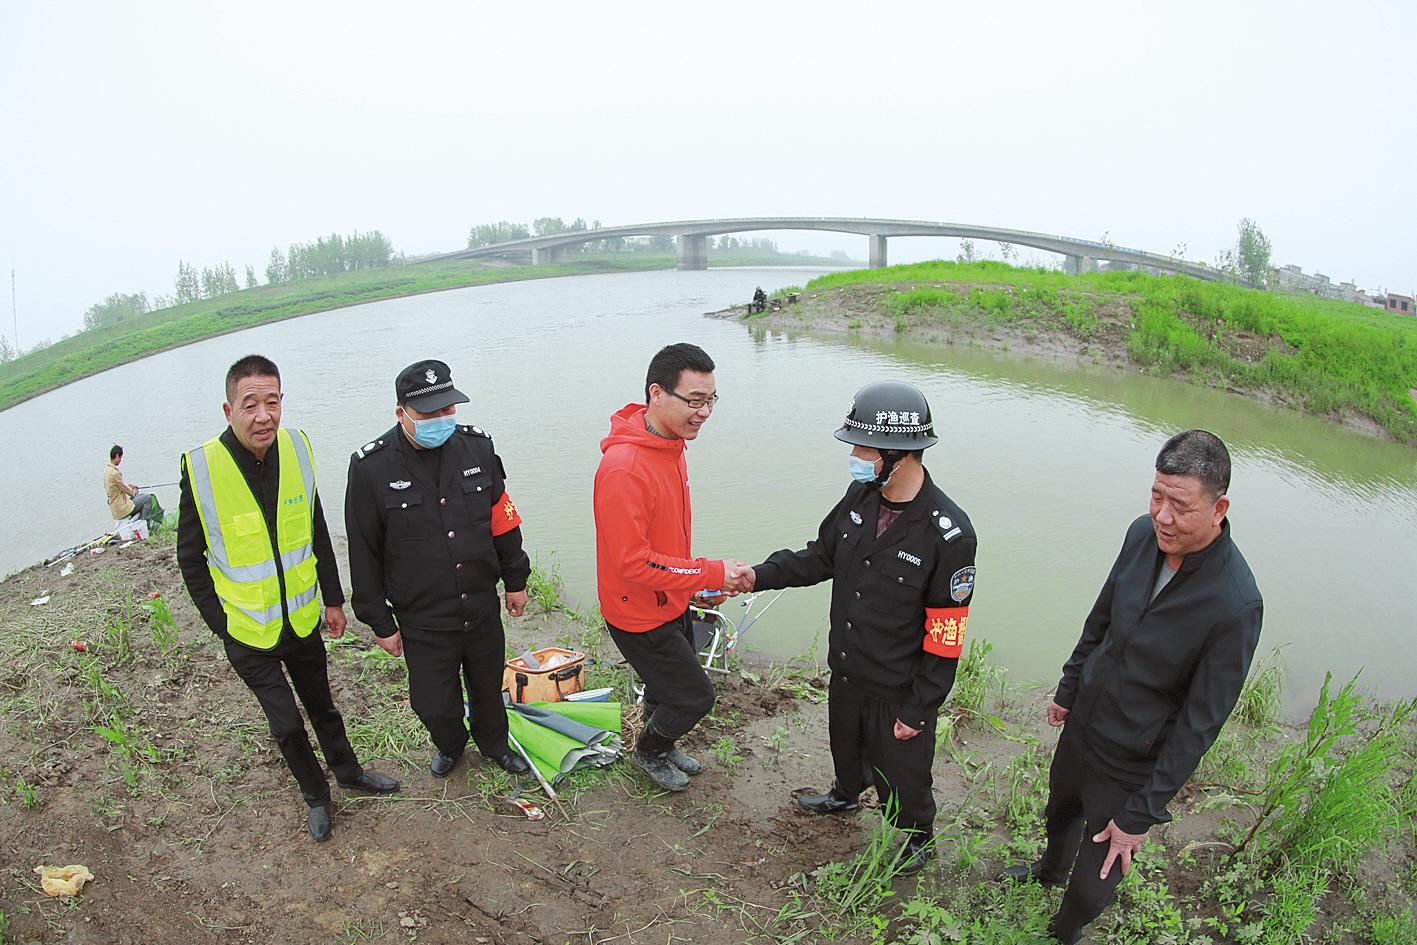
[104,444,164,529]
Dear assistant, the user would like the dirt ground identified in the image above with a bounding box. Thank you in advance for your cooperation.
[3,536,1412,945]
[0,537,943,945]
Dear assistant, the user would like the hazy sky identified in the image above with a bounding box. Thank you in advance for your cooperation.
[2,1,1413,346]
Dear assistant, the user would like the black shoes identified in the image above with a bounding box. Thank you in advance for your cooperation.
[430,748,462,778]
[630,749,690,791]
[493,750,531,776]
[307,803,332,842]
[898,836,933,876]
[665,747,703,776]
[337,770,400,794]
[998,861,1064,888]
[796,786,860,815]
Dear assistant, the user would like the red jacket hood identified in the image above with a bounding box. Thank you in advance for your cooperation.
[600,403,685,455]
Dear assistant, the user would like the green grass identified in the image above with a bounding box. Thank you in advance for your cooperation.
[0,249,842,411]
[809,260,1417,443]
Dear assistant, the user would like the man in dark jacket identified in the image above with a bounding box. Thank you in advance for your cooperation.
[345,359,532,780]
[1001,430,1263,944]
[178,354,399,844]
[734,381,977,875]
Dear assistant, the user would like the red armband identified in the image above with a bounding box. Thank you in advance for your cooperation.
[490,491,523,537]
[923,606,968,658]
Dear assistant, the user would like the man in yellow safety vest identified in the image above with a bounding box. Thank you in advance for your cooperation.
[177,354,399,842]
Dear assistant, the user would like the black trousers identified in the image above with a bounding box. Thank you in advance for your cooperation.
[224,630,361,807]
[828,676,937,837]
[609,612,715,756]
[1036,725,1137,943]
[401,615,509,759]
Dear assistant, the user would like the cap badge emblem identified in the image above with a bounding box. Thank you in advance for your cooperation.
[425,369,438,384]
[389,480,411,490]
[849,511,863,525]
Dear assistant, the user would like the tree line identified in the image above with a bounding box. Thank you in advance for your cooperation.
[72,229,399,334]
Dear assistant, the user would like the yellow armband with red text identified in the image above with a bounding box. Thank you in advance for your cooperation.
[491,491,523,537]
[923,606,968,658]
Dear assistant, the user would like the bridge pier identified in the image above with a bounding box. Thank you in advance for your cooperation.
[532,245,564,265]
[1064,254,1096,275]
[676,234,708,270]
[868,235,888,270]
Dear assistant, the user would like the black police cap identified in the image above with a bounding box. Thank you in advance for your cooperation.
[396,360,470,413]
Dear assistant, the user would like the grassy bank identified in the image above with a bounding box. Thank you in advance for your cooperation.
[705,640,1417,945]
[0,250,844,412]
[1,538,1413,942]
[770,261,1417,444]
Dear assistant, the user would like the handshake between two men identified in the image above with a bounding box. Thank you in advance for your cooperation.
[705,561,757,599]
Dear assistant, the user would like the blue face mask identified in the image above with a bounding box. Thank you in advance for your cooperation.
[409,414,456,449]
[848,455,880,483]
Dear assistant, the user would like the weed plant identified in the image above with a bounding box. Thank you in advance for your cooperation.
[948,637,1003,722]
[1235,645,1286,728]
[1232,674,1415,876]
[140,592,180,655]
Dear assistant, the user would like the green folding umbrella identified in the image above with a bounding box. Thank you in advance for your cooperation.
[504,701,623,797]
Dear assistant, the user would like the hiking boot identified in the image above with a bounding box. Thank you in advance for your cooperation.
[897,836,932,876]
[630,749,690,791]
[796,786,859,815]
[998,861,1064,888]
[665,747,703,776]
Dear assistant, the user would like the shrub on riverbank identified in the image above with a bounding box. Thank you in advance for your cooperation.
[808,262,1417,444]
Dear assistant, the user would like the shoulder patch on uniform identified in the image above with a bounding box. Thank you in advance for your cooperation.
[457,424,491,439]
[935,514,963,542]
[950,566,976,602]
[353,439,388,461]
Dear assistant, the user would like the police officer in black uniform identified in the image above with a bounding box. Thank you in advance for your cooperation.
[733,381,978,875]
[345,360,532,779]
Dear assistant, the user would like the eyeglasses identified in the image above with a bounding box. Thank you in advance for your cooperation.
[666,389,719,410]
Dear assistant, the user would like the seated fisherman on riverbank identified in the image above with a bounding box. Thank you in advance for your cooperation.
[105,444,163,529]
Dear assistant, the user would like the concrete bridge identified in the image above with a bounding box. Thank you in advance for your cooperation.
[423,217,1225,281]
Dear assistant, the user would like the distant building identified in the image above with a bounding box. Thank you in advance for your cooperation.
[1386,292,1414,316]
[1270,264,1338,297]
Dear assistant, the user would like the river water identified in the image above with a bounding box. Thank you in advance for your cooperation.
[3,268,1415,712]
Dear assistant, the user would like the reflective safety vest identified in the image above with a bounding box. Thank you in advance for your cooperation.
[186,428,320,649]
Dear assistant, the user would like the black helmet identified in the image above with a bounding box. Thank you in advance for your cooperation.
[834,381,938,450]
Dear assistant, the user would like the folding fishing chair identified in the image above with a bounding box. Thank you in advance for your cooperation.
[630,589,785,702]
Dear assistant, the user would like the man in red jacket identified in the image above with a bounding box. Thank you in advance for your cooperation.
[594,343,746,792]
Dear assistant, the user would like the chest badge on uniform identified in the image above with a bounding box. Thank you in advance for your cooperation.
[897,550,922,567]
[950,566,976,602]
[463,467,482,477]
[849,511,863,526]
[389,480,411,490]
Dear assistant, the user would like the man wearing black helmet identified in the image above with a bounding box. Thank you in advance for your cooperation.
[733,381,977,875]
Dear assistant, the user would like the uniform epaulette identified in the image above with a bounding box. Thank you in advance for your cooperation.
[457,424,491,439]
[930,509,965,543]
[353,438,389,461]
